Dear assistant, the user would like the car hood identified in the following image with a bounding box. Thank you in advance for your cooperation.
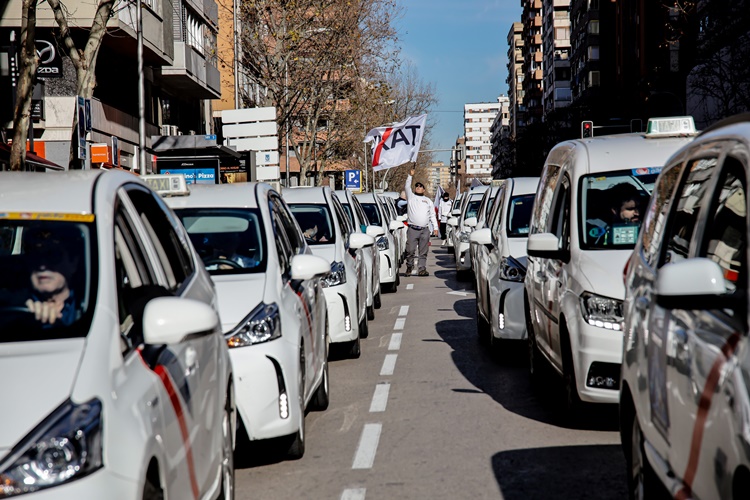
[310,244,337,263]
[575,250,630,300]
[0,338,85,451]
[212,274,267,333]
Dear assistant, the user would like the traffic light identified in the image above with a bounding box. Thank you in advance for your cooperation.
[581,121,594,138]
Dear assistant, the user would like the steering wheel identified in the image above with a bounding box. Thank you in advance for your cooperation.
[204,258,243,269]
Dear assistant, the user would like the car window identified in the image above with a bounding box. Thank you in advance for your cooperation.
[579,168,659,250]
[464,197,483,220]
[124,186,194,291]
[331,196,352,246]
[531,164,561,235]
[270,209,293,278]
[640,163,684,267]
[289,204,336,245]
[660,157,719,266]
[341,202,355,227]
[551,176,571,251]
[489,186,506,241]
[0,216,96,342]
[361,202,382,226]
[175,208,266,275]
[507,194,535,237]
[271,194,306,255]
[353,198,371,226]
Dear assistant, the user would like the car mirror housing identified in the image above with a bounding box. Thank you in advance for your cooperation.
[349,232,376,249]
[389,220,403,232]
[143,297,219,345]
[366,225,386,238]
[526,233,569,262]
[397,215,407,222]
[469,228,492,246]
[291,254,330,280]
[464,217,478,228]
[447,217,459,227]
[655,258,732,309]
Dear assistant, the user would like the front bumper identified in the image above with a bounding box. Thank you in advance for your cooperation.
[573,319,623,404]
[14,468,140,499]
[322,284,359,343]
[491,281,527,341]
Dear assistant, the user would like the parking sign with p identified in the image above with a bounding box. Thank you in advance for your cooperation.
[345,169,361,192]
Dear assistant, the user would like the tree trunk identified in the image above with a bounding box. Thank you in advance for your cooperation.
[9,0,38,171]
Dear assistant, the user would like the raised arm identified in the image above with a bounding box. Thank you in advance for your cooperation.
[405,167,415,199]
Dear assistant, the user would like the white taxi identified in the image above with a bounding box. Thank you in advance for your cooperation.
[284,187,374,358]
[333,190,383,320]
[356,192,401,292]
[472,177,538,352]
[621,115,750,499]
[0,171,234,499]
[524,117,697,415]
[449,186,489,276]
[163,180,330,459]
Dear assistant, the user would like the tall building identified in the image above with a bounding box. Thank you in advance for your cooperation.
[506,22,526,138]
[490,96,511,178]
[521,0,544,124]
[428,162,451,192]
[463,99,503,183]
[542,0,572,115]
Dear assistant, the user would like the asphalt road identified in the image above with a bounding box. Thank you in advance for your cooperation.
[234,241,629,499]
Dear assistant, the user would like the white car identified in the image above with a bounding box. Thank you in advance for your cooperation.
[524,116,697,414]
[164,181,331,459]
[0,171,234,499]
[379,195,407,263]
[449,186,489,276]
[471,178,538,352]
[284,187,374,358]
[333,190,383,319]
[445,192,464,249]
[620,116,750,499]
[356,192,401,292]
[468,185,502,282]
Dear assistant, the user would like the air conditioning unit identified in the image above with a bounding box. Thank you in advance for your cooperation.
[160,125,179,136]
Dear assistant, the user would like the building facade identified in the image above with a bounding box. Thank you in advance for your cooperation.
[506,22,526,139]
[463,99,503,183]
[542,0,572,115]
[521,0,544,125]
[489,96,511,178]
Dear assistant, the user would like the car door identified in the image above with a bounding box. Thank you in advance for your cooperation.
[657,148,749,498]
[480,185,506,318]
[120,185,219,494]
[332,195,365,318]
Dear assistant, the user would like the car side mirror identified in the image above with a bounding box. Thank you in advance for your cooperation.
[366,225,386,238]
[291,254,330,280]
[349,232,376,249]
[389,220,403,232]
[527,233,570,262]
[451,209,461,216]
[143,297,219,345]
[464,217,478,228]
[397,215,407,222]
[656,258,734,309]
[447,217,458,227]
[469,228,492,247]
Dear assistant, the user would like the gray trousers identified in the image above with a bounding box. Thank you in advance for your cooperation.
[406,226,429,270]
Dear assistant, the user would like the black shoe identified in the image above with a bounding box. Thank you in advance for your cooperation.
[405,266,413,276]
[418,269,429,276]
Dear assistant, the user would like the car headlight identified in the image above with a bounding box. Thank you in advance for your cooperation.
[227,303,281,347]
[0,398,103,497]
[376,236,389,251]
[498,256,526,282]
[459,231,470,243]
[580,292,624,331]
[321,261,346,288]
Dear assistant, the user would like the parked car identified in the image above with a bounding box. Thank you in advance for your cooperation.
[356,192,401,292]
[284,187,374,358]
[379,194,407,265]
[0,171,235,499]
[448,186,489,276]
[333,189,383,319]
[164,180,330,459]
[524,116,697,415]
[468,184,502,281]
[471,178,538,352]
[620,114,750,499]
[445,192,465,249]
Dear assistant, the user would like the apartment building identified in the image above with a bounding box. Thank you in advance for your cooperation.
[1,0,220,170]
[489,96,511,178]
[464,99,503,183]
[521,0,544,125]
[506,22,526,139]
[542,0,572,115]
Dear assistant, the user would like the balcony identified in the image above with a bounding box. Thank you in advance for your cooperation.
[156,42,221,99]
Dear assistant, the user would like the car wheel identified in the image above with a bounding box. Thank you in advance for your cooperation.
[359,313,369,339]
[142,475,163,500]
[367,303,375,321]
[217,398,235,500]
[309,357,330,411]
[526,298,545,389]
[348,335,361,359]
[286,348,306,460]
[627,414,662,500]
[476,301,490,345]
[562,331,583,418]
[374,290,382,309]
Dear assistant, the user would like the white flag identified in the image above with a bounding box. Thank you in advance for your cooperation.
[364,114,427,172]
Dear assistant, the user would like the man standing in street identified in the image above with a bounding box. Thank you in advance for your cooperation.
[404,167,438,276]
[438,191,453,245]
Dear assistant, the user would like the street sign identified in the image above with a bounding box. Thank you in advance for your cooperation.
[77,96,86,159]
[111,136,119,166]
[345,169,361,191]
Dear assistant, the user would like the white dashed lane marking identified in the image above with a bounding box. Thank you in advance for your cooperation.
[388,332,402,351]
[406,283,414,290]
[393,318,406,330]
[352,423,382,469]
[398,305,410,316]
[380,354,398,376]
[369,382,390,412]
[341,488,366,500]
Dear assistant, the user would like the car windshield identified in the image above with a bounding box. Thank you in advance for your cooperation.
[0,218,96,342]
[507,194,535,237]
[175,208,266,274]
[580,168,660,250]
[464,198,483,220]
[361,203,382,225]
[289,204,337,245]
[340,203,355,227]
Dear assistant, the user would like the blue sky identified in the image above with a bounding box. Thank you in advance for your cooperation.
[395,0,522,164]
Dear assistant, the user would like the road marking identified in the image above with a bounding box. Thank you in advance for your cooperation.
[447,290,474,297]
[388,332,402,351]
[406,284,414,290]
[394,318,406,330]
[380,354,398,375]
[369,383,390,412]
[352,423,382,469]
[398,305,410,316]
[341,488,366,500]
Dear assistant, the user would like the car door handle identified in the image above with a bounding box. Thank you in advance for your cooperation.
[635,297,649,313]
[536,272,548,282]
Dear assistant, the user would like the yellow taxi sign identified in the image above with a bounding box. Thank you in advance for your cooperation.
[0,212,95,222]
[142,174,190,197]
[646,116,696,137]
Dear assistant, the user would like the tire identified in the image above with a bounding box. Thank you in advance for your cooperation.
[309,358,330,411]
[287,347,306,460]
[561,327,584,418]
[374,290,382,309]
[217,398,235,500]
[142,475,163,500]
[526,297,545,389]
[626,412,663,500]
[359,313,369,339]
[476,301,490,345]
[367,303,375,321]
[348,335,361,359]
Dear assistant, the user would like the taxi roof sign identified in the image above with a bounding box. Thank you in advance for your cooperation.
[142,174,190,197]
[645,116,696,137]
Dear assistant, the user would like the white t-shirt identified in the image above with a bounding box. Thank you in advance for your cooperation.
[405,175,439,229]
[438,199,453,223]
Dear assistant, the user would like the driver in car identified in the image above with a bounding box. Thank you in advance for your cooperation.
[204,232,256,270]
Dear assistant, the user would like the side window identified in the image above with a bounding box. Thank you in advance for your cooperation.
[640,162,684,267]
[550,176,571,250]
[699,157,747,294]
[531,164,561,234]
[125,186,194,291]
[660,157,719,267]
[270,208,293,277]
[490,186,506,240]
[331,197,352,246]
[271,194,305,255]
[354,199,370,226]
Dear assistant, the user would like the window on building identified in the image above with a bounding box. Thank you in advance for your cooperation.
[588,46,600,60]
[589,71,600,86]
[589,20,600,34]
[555,27,570,40]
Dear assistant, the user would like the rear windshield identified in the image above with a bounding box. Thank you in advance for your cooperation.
[361,203,382,225]
[507,194,535,237]
[175,208,266,274]
[0,218,96,342]
[289,204,337,245]
[580,168,660,250]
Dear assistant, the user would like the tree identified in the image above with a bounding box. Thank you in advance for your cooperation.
[45,0,118,168]
[9,0,39,171]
